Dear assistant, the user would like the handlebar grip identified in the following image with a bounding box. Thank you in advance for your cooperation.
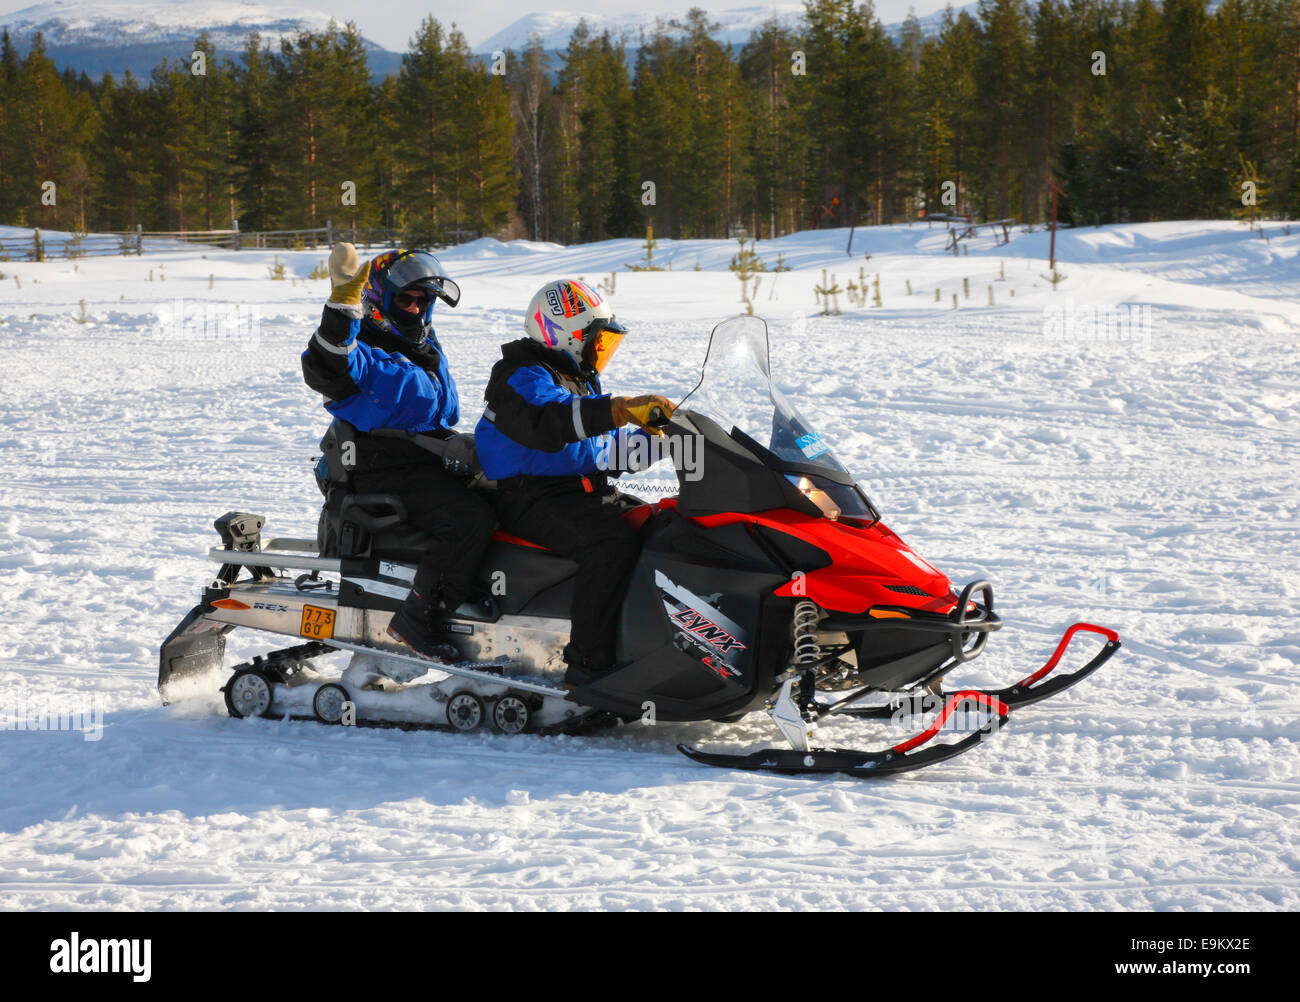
[647,406,669,428]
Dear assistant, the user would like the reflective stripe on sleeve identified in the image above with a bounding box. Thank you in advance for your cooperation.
[313,330,356,355]
[572,397,586,439]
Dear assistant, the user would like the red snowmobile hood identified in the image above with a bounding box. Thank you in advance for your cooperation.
[658,500,957,617]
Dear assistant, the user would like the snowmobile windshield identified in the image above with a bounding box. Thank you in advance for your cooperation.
[678,315,877,521]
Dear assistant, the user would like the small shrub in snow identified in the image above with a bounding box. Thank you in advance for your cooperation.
[814,270,842,315]
[626,225,662,271]
[730,239,766,314]
[1041,267,1067,289]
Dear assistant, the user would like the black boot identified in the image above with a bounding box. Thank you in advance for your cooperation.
[387,587,461,662]
[561,643,614,689]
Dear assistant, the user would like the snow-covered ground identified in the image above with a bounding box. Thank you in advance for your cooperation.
[0,219,1296,910]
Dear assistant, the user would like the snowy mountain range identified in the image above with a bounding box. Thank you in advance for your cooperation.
[474,4,809,54]
[472,3,973,55]
[0,0,405,78]
[1,0,975,80]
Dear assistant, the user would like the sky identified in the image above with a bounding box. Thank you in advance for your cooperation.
[0,0,962,52]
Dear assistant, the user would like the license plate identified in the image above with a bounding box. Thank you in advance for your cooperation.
[300,605,335,639]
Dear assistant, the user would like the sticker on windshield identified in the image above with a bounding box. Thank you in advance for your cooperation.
[795,431,830,460]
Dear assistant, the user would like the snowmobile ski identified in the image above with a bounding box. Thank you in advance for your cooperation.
[824,622,1120,721]
[678,690,1010,777]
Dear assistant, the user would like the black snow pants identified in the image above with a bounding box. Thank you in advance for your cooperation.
[492,473,640,668]
[353,460,497,605]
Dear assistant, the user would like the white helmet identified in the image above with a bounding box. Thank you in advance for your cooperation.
[524,279,628,373]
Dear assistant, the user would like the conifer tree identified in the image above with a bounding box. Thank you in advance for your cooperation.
[975,0,1032,221]
[395,16,457,242]
[188,33,239,230]
[460,59,517,238]
[508,36,553,240]
[93,71,152,230]
[556,20,598,243]
[328,23,375,230]
[0,29,19,220]
[148,56,203,230]
[739,19,805,237]
[573,32,634,241]
[231,33,282,232]
[370,72,402,234]
[13,33,97,229]
[275,24,363,227]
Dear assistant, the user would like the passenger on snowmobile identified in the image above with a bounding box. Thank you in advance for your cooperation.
[303,243,496,662]
[475,279,675,688]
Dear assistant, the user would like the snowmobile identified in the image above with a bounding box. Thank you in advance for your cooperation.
[159,315,1120,777]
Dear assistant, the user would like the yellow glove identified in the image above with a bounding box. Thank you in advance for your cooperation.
[611,395,675,435]
[327,242,370,309]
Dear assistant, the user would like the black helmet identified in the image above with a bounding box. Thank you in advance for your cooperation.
[362,249,461,342]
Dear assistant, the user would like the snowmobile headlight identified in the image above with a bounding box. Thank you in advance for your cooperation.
[787,475,841,520]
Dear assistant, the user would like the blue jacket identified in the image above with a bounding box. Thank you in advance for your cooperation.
[475,338,636,480]
[302,306,460,474]
[302,306,459,430]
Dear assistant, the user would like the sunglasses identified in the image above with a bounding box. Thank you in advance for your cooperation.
[393,290,431,309]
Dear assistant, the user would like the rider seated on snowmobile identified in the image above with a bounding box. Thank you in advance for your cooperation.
[302,242,496,663]
[474,279,674,689]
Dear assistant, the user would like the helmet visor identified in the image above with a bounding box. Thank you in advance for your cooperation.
[586,317,626,372]
[386,251,461,308]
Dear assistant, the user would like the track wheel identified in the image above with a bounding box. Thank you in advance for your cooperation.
[492,694,531,735]
[224,666,276,719]
[313,683,351,725]
[446,691,485,732]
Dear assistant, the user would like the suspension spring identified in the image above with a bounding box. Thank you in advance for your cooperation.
[792,599,821,666]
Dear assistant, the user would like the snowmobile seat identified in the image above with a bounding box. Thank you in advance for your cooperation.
[314,417,448,562]
[314,419,660,566]
[316,419,565,563]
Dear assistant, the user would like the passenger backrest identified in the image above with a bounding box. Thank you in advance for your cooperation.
[316,417,358,555]
[318,417,360,488]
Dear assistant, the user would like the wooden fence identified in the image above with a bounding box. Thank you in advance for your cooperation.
[0,228,143,262]
[0,222,482,261]
[945,218,1017,252]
